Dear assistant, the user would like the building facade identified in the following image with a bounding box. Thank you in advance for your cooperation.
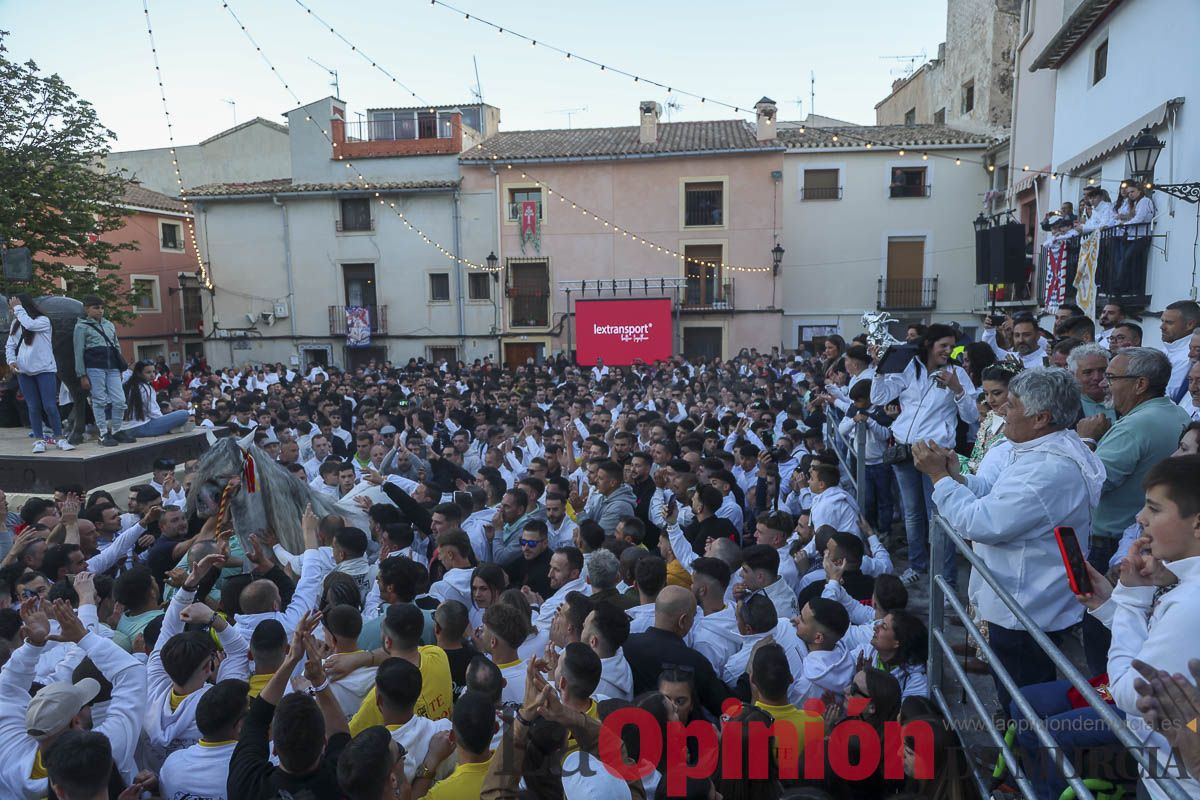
[187,97,502,370]
[1019,0,1198,342]
[459,101,786,364]
[875,0,1021,137]
[778,125,993,345]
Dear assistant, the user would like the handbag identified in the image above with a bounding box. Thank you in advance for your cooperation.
[86,321,128,372]
[882,443,912,465]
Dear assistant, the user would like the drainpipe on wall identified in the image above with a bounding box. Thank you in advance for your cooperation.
[492,167,504,362]
[453,190,465,353]
[272,196,298,350]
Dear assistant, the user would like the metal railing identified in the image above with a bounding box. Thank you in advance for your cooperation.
[328,304,388,335]
[335,218,374,233]
[802,185,843,200]
[927,515,1192,800]
[877,277,938,310]
[681,279,735,310]
[890,183,931,198]
[343,118,452,142]
[822,404,867,512]
[684,190,724,226]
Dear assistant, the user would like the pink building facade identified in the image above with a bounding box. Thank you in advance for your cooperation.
[460,103,786,364]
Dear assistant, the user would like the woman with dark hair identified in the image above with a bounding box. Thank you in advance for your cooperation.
[5,294,73,452]
[964,361,1021,475]
[714,704,782,800]
[821,668,904,800]
[960,342,996,390]
[869,323,978,588]
[852,610,929,698]
[122,360,190,437]
[898,698,982,800]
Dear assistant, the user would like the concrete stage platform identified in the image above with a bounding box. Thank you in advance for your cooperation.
[0,426,225,494]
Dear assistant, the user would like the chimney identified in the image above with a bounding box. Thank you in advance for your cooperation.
[755,97,778,142]
[639,101,662,144]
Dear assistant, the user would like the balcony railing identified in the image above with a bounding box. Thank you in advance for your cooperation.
[507,201,543,222]
[801,186,843,200]
[1035,224,1154,308]
[890,184,931,198]
[335,218,374,233]
[507,286,550,328]
[329,305,388,335]
[877,277,938,310]
[343,119,453,143]
[682,279,735,311]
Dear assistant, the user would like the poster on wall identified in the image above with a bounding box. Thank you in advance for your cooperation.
[575,298,673,366]
[346,306,372,348]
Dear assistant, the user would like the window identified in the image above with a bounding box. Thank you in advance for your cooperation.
[961,80,975,114]
[429,346,458,364]
[507,188,543,222]
[160,221,182,251]
[367,110,455,141]
[890,167,929,198]
[180,283,204,330]
[682,327,723,360]
[468,272,491,301]
[903,108,916,126]
[1021,0,1033,35]
[429,272,451,303]
[802,169,841,200]
[1092,39,1108,85]
[883,237,930,308]
[683,244,726,307]
[136,342,166,362]
[508,261,549,327]
[131,276,160,312]
[684,181,724,227]
[338,198,372,232]
[933,108,946,125]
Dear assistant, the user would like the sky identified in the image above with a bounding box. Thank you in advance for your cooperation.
[3,0,949,152]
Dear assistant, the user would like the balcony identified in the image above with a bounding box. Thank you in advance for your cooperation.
[889,184,931,199]
[506,286,550,328]
[329,305,388,336]
[682,279,735,311]
[877,277,938,310]
[335,218,374,233]
[1034,224,1155,309]
[331,114,462,160]
[802,186,843,200]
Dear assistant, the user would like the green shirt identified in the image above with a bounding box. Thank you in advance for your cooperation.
[114,608,165,652]
[1081,395,1117,423]
[1093,396,1191,540]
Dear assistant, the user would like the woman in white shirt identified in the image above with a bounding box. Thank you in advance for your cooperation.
[869,324,978,587]
[122,360,190,436]
[5,294,74,452]
[1113,186,1155,293]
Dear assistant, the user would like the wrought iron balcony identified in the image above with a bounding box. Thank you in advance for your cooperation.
[329,305,388,335]
[801,186,843,200]
[877,277,937,310]
[681,279,735,311]
[889,183,931,199]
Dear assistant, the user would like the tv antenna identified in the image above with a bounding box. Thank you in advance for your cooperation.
[810,72,815,117]
[664,95,684,122]
[549,107,588,129]
[307,57,341,98]
[222,98,237,126]
[470,55,484,104]
[880,51,927,77]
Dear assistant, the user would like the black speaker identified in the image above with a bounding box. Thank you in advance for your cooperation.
[974,228,990,284]
[1,247,32,282]
[989,223,1027,284]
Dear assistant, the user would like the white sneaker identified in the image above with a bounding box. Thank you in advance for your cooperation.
[57,439,76,451]
[900,567,922,586]
[32,440,46,453]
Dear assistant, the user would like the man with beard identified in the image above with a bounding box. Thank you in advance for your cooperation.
[529,545,588,633]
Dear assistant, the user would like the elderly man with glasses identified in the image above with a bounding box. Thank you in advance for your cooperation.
[1076,347,1192,675]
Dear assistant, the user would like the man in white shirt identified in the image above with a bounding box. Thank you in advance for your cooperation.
[158,679,248,800]
[1178,360,1200,420]
[375,659,454,784]
[544,492,578,549]
[1160,302,1200,403]
[302,433,334,481]
[735,544,799,620]
[983,314,1048,370]
[477,603,528,706]
[580,602,633,701]
[913,367,1105,716]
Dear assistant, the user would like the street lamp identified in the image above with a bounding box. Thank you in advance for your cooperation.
[486,251,499,283]
[973,212,990,233]
[1124,127,1200,203]
[771,243,785,276]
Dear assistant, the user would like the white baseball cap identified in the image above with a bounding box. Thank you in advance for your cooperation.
[25,678,101,738]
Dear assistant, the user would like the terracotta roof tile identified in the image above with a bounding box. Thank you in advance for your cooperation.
[186,178,459,197]
[777,124,992,149]
[121,183,188,213]
[459,119,784,163]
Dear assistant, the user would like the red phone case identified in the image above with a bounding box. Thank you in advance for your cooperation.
[1053,527,1090,595]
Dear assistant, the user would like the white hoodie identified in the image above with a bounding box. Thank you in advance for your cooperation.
[810,486,860,536]
[4,305,56,376]
[428,566,474,607]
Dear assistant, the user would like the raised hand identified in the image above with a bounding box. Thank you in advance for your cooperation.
[48,599,87,644]
[179,602,216,627]
[19,597,50,646]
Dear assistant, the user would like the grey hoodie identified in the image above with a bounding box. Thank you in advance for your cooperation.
[579,483,637,536]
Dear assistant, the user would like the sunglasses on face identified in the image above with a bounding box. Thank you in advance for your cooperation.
[519,538,544,548]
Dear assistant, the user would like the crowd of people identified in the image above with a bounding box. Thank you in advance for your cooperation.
[1,296,1200,800]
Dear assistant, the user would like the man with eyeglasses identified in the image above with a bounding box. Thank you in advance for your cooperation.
[1180,360,1200,421]
[504,519,552,599]
[1108,321,1142,352]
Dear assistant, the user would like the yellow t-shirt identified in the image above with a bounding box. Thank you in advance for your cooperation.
[753,701,821,771]
[30,749,46,780]
[349,646,454,735]
[666,559,693,589]
[564,699,600,754]
[247,672,273,699]
[424,756,493,800]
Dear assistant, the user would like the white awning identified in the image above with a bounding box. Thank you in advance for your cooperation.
[1056,98,1184,176]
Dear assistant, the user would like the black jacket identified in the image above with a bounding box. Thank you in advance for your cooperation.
[226,695,350,800]
[505,548,552,597]
[623,626,732,719]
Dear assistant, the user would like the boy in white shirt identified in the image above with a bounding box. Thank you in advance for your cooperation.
[323,604,377,719]
[158,679,249,800]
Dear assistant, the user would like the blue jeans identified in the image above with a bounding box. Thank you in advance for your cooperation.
[17,372,63,439]
[892,460,955,584]
[990,623,1067,721]
[126,409,189,437]
[862,463,895,536]
[85,368,126,431]
[1011,679,1125,800]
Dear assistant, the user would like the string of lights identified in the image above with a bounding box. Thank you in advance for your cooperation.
[141,0,214,291]
[289,1,775,272]
[217,0,500,272]
[427,0,1133,188]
